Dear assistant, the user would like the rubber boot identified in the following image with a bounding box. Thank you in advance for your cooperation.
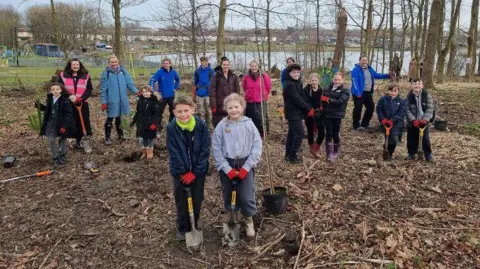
[104,123,113,145]
[325,142,334,161]
[140,147,146,160]
[245,217,255,237]
[309,144,317,158]
[117,127,125,141]
[332,143,341,160]
[146,148,154,160]
[313,143,321,158]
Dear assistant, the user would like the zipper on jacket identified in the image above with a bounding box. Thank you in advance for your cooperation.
[176,126,193,172]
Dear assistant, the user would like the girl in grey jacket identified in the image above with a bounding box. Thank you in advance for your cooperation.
[212,93,262,238]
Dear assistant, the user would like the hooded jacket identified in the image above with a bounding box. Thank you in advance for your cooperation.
[194,64,215,97]
[322,83,350,119]
[100,66,138,118]
[40,92,76,138]
[212,116,262,174]
[376,95,406,135]
[132,95,160,139]
[283,72,310,121]
[350,64,390,97]
[242,72,272,103]
[209,70,240,111]
[150,67,181,98]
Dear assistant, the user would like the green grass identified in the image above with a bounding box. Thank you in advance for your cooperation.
[461,122,480,137]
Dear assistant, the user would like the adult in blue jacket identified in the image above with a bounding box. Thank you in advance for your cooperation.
[100,55,138,144]
[281,57,302,88]
[193,56,214,126]
[150,58,181,133]
[351,56,391,130]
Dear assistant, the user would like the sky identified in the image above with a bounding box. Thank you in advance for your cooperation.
[6,0,477,32]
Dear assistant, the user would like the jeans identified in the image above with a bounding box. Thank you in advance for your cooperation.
[285,120,304,159]
[352,92,375,129]
[48,136,67,160]
[142,138,155,148]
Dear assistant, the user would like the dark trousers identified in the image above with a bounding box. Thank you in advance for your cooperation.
[305,116,325,145]
[285,120,305,159]
[212,111,227,128]
[324,118,342,143]
[407,126,432,156]
[158,97,175,129]
[352,92,375,129]
[384,134,400,154]
[245,102,269,137]
[105,116,123,137]
[173,177,205,233]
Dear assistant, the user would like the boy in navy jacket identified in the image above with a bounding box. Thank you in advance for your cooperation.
[376,83,406,160]
[166,96,210,240]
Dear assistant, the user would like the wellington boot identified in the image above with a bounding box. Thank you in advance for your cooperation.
[140,147,146,160]
[245,217,255,237]
[146,148,154,160]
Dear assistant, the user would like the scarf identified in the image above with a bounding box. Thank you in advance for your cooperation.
[176,116,196,132]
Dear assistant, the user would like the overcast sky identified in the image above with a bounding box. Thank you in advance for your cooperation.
[7,0,477,32]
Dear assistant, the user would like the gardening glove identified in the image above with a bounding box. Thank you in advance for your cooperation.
[226,169,238,180]
[307,109,315,117]
[381,118,389,126]
[356,95,362,99]
[101,104,108,111]
[419,119,428,128]
[237,168,248,180]
[321,96,329,103]
[74,97,82,105]
[412,120,420,128]
[59,127,66,134]
[181,172,196,185]
[69,95,76,103]
[149,124,156,131]
[211,107,217,114]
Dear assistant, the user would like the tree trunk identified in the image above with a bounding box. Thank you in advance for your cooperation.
[266,0,271,70]
[315,0,320,68]
[466,0,479,81]
[216,0,227,63]
[389,0,394,68]
[436,0,461,83]
[333,7,347,69]
[423,0,442,89]
[365,0,374,60]
[50,0,67,63]
[408,0,415,57]
[414,0,425,76]
[189,0,198,68]
[420,0,429,58]
[360,0,367,56]
[113,0,123,62]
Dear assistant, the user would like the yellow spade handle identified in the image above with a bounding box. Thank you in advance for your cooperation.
[231,190,236,206]
[187,197,193,213]
[419,126,426,136]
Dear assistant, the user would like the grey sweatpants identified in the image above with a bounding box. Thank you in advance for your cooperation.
[219,168,257,217]
[48,136,67,160]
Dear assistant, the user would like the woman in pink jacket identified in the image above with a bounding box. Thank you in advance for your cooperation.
[242,60,272,139]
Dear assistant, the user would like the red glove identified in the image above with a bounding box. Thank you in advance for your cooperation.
[237,168,248,180]
[59,127,66,134]
[181,172,196,185]
[307,109,315,117]
[388,119,394,127]
[412,120,420,128]
[75,97,82,104]
[321,96,329,102]
[211,108,217,114]
[419,119,428,128]
[226,169,237,180]
[101,104,108,111]
[149,124,156,130]
[356,95,362,99]
[381,119,389,126]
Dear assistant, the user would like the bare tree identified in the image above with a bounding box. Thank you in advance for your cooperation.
[436,0,462,84]
[420,0,429,58]
[0,5,21,49]
[422,0,443,88]
[465,0,479,81]
[333,7,347,70]
[216,0,227,62]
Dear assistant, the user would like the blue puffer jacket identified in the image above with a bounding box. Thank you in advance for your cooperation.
[100,66,138,118]
[194,64,215,97]
[350,64,390,97]
[376,95,406,136]
[166,116,210,179]
[150,67,181,98]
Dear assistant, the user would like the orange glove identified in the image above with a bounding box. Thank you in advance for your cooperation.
[181,172,196,185]
[101,104,107,111]
[321,96,329,102]
[307,109,315,117]
[237,168,248,180]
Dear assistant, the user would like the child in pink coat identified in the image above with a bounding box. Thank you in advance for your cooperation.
[242,59,272,139]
